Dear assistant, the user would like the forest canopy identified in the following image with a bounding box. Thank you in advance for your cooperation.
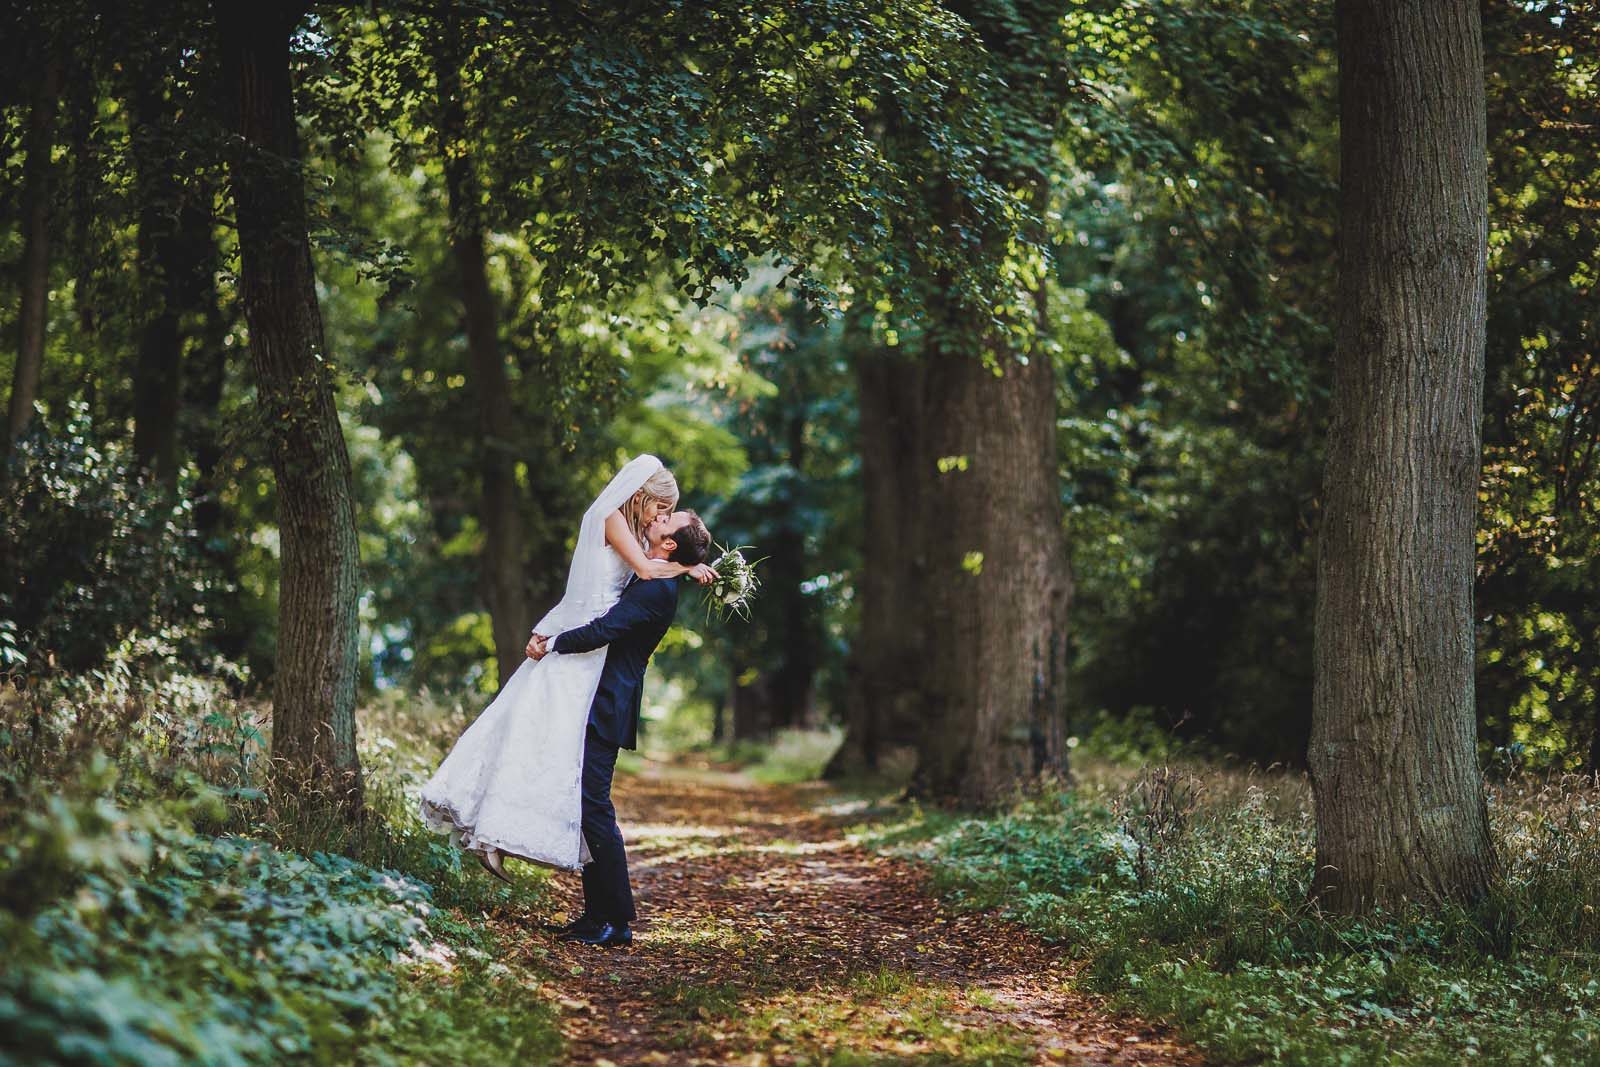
[1,0,1596,778]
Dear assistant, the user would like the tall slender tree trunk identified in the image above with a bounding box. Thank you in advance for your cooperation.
[912,312,1071,805]
[219,2,363,816]
[825,348,930,778]
[5,54,62,454]
[432,24,531,688]
[185,187,230,549]
[731,672,774,741]
[1309,0,1494,910]
[129,70,192,485]
[769,408,818,731]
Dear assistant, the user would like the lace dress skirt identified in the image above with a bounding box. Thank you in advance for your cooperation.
[418,645,609,870]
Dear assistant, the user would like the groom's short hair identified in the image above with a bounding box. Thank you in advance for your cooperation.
[668,511,711,566]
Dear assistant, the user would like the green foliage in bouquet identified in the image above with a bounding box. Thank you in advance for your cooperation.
[700,544,765,623]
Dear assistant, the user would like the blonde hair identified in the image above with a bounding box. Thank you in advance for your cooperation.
[621,467,679,546]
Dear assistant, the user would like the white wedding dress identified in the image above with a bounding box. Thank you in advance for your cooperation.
[418,454,662,870]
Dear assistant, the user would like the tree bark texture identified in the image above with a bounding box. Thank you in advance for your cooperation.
[911,323,1072,806]
[1310,0,1495,910]
[6,54,62,451]
[220,2,364,813]
[826,350,931,778]
[433,25,532,689]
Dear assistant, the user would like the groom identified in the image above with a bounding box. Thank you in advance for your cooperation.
[526,509,712,947]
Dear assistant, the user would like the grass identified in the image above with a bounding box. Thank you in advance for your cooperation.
[660,963,1036,1066]
[655,977,744,1022]
[848,753,1600,1066]
[738,966,1036,1066]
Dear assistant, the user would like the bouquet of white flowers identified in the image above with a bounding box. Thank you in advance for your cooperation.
[701,543,764,622]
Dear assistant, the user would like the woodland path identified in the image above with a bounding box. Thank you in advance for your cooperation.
[499,759,1200,1066]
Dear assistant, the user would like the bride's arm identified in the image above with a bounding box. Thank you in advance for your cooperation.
[604,510,689,580]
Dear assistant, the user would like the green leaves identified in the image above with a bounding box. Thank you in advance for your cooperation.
[0,803,434,1064]
[0,401,220,676]
[885,765,1600,1065]
[312,0,1044,327]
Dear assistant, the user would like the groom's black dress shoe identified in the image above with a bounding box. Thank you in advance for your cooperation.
[561,921,632,947]
[544,915,601,937]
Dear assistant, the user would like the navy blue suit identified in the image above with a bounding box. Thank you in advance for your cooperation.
[551,576,679,924]
[552,576,679,750]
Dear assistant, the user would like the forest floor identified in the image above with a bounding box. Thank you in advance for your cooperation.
[491,758,1199,1066]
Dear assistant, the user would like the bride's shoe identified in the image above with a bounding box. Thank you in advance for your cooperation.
[476,847,513,885]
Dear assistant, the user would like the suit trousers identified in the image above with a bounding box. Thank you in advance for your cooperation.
[580,724,635,924]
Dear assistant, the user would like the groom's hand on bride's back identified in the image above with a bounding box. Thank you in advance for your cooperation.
[526,633,550,660]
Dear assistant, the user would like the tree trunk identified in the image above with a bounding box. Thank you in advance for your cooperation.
[911,316,1072,806]
[729,667,774,741]
[773,404,819,730]
[711,691,728,745]
[432,24,531,688]
[825,349,931,779]
[129,71,192,485]
[1309,0,1494,910]
[219,2,364,816]
[5,54,62,452]
[185,188,231,551]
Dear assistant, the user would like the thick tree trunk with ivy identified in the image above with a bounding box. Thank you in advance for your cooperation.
[220,2,364,816]
[910,316,1071,806]
[5,54,61,454]
[825,349,931,778]
[433,25,531,688]
[1308,0,1494,911]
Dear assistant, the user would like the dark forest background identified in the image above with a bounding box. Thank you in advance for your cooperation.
[4,1,1593,772]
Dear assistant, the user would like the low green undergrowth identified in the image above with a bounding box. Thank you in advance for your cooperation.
[859,762,1600,1066]
[0,666,562,1065]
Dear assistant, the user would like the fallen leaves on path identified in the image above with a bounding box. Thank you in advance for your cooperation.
[490,762,1200,1066]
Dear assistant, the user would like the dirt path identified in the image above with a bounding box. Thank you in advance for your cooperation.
[509,760,1199,1066]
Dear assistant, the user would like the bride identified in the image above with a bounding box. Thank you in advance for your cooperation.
[418,454,713,876]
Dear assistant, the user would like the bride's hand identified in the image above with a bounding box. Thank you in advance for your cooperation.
[687,563,716,586]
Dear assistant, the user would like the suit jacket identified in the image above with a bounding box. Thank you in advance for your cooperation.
[551,576,679,750]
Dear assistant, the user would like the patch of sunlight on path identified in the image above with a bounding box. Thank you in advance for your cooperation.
[491,758,1200,1066]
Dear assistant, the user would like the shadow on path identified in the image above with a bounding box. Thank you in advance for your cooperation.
[502,759,1200,1066]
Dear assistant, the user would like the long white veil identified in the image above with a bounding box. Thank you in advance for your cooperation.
[532,453,663,636]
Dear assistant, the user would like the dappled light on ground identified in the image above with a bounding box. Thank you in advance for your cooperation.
[499,762,1197,1065]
